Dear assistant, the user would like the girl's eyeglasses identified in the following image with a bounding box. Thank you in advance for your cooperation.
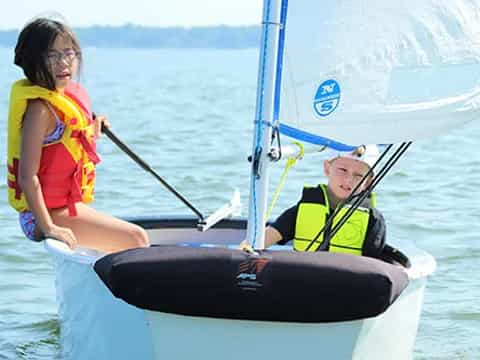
[46,49,80,64]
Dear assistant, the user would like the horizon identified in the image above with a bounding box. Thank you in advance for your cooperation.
[0,25,261,49]
[0,23,260,33]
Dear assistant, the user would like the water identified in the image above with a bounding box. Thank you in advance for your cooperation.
[1,47,479,359]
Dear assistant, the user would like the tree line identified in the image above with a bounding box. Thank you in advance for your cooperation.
[0,24,260,48]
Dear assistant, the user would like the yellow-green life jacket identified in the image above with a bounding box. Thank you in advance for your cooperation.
[293,184,371,256]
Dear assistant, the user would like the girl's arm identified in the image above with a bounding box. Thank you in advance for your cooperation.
[18,99,77,248]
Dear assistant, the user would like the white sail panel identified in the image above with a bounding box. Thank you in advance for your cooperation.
[279,0,480,145]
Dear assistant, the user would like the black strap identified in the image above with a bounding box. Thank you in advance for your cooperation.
[317,213,332,251]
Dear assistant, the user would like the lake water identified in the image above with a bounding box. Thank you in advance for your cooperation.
[0,47,479,359]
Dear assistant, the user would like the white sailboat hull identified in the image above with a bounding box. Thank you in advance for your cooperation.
[146,277,426,360]
[44,217,434,360]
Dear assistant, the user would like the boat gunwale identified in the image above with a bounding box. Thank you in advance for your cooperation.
[43,215,435,278]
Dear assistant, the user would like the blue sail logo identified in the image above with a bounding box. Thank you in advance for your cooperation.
[313,79,341,117]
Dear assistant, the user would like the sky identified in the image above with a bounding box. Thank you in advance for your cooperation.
[1,0,263,30]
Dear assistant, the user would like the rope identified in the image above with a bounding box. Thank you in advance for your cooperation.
[101,123,205,221]
[266,141,304,220]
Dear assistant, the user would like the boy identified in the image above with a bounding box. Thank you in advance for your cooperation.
[264,145,385,259]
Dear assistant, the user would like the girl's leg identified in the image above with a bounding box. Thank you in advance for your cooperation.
[50,203,149,253]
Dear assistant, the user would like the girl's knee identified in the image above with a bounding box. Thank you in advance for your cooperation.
[130,225,149,248]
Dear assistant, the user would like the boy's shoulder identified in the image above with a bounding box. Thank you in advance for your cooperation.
[369,207,386,223]
[300,184,326,203]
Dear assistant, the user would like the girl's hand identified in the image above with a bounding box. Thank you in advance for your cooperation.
[44,224,78,249]
[93,114,111,138]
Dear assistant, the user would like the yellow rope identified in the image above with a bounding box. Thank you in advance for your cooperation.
[266,142,305,220]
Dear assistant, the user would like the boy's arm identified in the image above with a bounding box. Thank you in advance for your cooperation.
[240,204,298,249]
[265,226,283,247]
[265,205,298,247]
[239,225,284,251]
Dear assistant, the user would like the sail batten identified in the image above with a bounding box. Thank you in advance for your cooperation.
[278,0,480,145]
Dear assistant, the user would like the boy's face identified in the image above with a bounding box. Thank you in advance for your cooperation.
[323,157,372,200]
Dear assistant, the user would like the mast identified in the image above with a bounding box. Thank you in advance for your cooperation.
[246,0,286,249]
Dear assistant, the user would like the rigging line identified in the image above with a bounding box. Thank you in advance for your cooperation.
[266,141,304,220]
[100,123,205,222]
[327,142,412,241]
[368,142,412,192]
[304,144,394,252]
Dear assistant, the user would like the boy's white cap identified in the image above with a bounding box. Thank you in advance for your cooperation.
[328,144,380,168]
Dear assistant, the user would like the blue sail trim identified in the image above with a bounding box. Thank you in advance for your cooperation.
[273,0,289,122]
[279,123,357,151]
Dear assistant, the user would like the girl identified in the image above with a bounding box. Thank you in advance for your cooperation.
[7,16,149,253]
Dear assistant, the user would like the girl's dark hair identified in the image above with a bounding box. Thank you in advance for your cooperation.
[14,17,82,90]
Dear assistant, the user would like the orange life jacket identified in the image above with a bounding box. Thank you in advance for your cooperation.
[7,79,100,216]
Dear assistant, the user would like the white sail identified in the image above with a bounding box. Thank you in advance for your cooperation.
[278,0,480,146]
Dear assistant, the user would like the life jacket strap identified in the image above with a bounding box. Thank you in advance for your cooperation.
[7,158,22,200]
[71,129,100,164]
